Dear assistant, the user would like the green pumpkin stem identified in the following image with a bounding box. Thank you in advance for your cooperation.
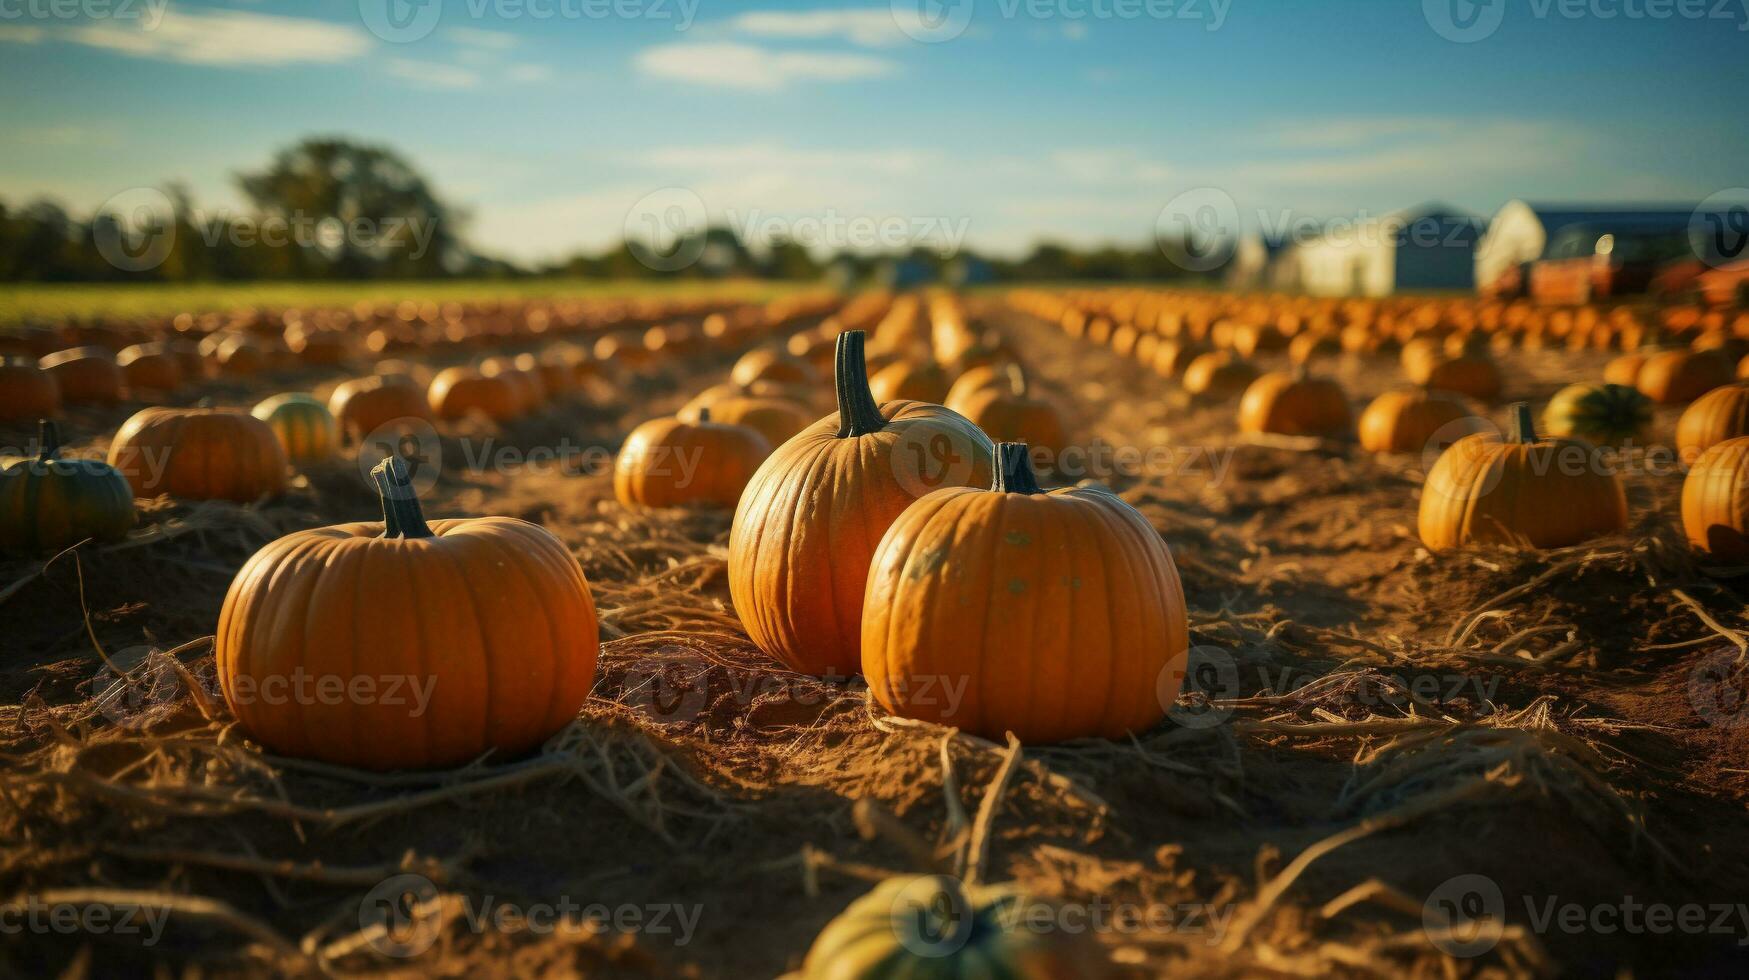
[697,406,711,423]
[993,442,1045,495]
[36,419,60,463]
[372,455,434,539]
[834,330,886,438]
[1509,402,1537,444]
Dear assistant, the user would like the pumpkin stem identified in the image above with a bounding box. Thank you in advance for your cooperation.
[1509,402,1537,444]
[35,419,60,463]
[834,330,886,438]
[993,442,1045,495]
[1005,362,1027,397]
[372,455,434,539]
[697,406,711,424]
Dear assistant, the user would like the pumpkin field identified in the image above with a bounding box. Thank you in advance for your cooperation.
[6,285,1749,978]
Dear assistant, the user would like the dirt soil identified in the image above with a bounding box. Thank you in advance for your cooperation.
[4,300,1749,978]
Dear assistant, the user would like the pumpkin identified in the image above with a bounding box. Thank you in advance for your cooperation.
[284,326,350,366]
[216,456,598,770]
[1358,389,1478,454]
[1151,339,1210,378]
[1682,436,1749,561]
[1181,351,1259,400]
[614,409,771,509]
[479,357,546,414]
[942,363,1010,414]
[38,347,124,404]
[731,347,817,389]
[1674,381,1749,465]
[797,874,1105,980]
[429,367,520,422]
[115,342,184,394]
[1287,331,1341,365]
[1738,352,1749,381]
[109,406,288,502]
[0,358,60,422]
[1237,368,1353,438]
[1418,403,1627,551]
[205,333,269,376]
[1636,349,1733,405]
[863,442,1188,742]
[868,359,951,405]
[1412,353,1503,401]
[951,366,1068,460]
[330,375,431,441]
[253,393,338,465]
[0,420,135,555]
[676,396,811,451]
[729,330,994,677]
[1543,383,1654,450]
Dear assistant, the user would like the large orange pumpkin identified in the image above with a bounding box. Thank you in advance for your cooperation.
[1418,403,1627,551]
[330,375,431,441]
[950,366,1068,459]
[614,409,771,509]
[1637,349,1733,405]
[429,367,520,422]
[1358,389,1478,454]
[862,443,1189,742]
[1682,436,1749,561]
[39,347,123,404]
[108,407,289,502]
[1237,368,1353,438]
[216,456,599,770]
[728,331,993,677]
[1676,382,1749,464]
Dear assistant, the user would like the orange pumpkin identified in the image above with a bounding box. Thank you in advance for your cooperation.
[868,359,951,405]
[1412,353,1503,401]
[1637,349,1734,405]
[39,347,123,404]
[614,409,771,509]
[1676,382,1749,465]
[216,456,598,770]
[1358,389,1478,454]
[862,443,1188,742]
[1181,351,1259,400]
[109,406,289,502]
[479,356,546,415]
[429,367,520,422]
[731,347,817,389]
[1682,436,1749,560]
[728,331,994,677]
[677,396,811,451]
[1237,369,1353,438]
[115,342,184,395]
[0,358,60,422]
[1152,340,1210,378]
[1418,403,1627,551]
[330,375,432,441]
[950,366,1068,459]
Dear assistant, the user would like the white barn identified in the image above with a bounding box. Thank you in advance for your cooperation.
[1475,201,1709,292]
[1283,204,1482,297]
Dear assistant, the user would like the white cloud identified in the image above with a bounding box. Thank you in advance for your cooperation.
[385,59,481,90]
[0,24,46,44]
[727,9,909,47]
[69,8,371,67]
[635,42,895,91]
[506,64,553,83]
[644,144,929,176]
[1049,149,1170,183]
[450,27,517,50]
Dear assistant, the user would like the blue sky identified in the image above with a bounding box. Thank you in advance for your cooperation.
[2,0,1746,262]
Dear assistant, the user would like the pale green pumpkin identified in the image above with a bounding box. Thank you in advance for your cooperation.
[253,392,337,465]
[0,420,136,555]
[1541,383,1654,449]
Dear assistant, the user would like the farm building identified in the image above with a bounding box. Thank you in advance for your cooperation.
[1474,201,1704,293]
[1224,231,1293,291]
[1276,203,1483,297]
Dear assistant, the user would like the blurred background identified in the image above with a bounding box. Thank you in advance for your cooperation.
[2,0,1746,289]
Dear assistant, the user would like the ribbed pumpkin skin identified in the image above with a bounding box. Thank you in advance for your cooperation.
[253,393,338,464]
[1358,390,1476,454]
[676,397,811,452]
[215,517,598,770]
[1683,437,1749,561]
[800,875,1106,980]
[39,347,123,404]
[1543,383,1654,450]
[0,434,135,555]
[1637,349,1733,405]
[1237,372,1353,438]
[429,368,520,422]
[0,360,60,421]
[1676,382,1749,464]
[614,416,771,509]
[330,376,431,439]
[1418,427,1627,551]
[108,408,288,502]
[862,484,1187,742]
[729,401,993,677]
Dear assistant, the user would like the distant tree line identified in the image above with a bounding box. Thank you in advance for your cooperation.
[1,137,1221,286]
